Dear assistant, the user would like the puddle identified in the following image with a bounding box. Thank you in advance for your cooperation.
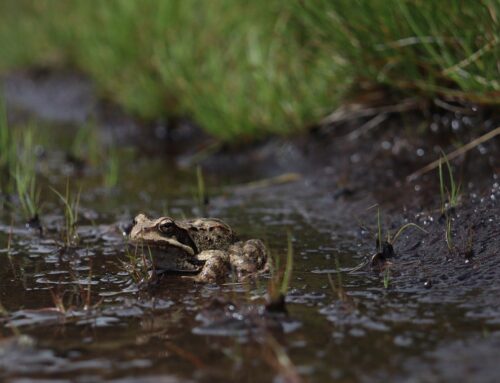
[0,74,499,382]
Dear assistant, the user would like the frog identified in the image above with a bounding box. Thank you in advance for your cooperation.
[128,213,269,283]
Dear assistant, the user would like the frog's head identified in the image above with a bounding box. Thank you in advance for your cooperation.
[128,213,198,256]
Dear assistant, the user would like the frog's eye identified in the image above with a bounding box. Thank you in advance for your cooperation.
[158,220,175,234]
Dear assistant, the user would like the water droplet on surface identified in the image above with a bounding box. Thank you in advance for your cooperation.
[394,335,413,347]
[350,154,360,163]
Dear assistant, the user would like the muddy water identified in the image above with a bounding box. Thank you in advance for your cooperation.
[0,121,499,383]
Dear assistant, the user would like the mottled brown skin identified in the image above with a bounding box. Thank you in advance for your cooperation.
[128,213,268,283]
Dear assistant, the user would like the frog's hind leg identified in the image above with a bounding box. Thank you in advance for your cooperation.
[194,250,230,283]
[229,239,269,279]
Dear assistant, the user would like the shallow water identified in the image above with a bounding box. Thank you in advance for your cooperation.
[0,122,499,383]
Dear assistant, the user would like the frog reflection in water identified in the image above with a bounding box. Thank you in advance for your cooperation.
[128,214,269,283]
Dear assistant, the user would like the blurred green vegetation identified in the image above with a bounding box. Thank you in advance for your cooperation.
[0,1,498,140]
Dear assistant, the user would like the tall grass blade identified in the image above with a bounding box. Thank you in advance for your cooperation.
[50,179,81,246]
[391,223,428,244]
[439,159,445,214]
[280,231,294,295]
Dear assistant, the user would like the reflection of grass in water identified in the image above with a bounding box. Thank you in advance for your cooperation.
[0,299,21,336]
[50,179,81,247]
[383,268,391,289]
[262,334,302,383]
[327,256,351,302]
[47,257,99,313]
[68,256,96,311]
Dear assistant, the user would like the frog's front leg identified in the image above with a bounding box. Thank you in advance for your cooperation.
[194,250,230,283]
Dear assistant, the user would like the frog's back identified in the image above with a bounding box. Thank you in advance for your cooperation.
[179,218,236,251]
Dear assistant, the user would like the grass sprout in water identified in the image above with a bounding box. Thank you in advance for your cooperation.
[71,121,101,167]
[439,153,461,214]
[266,232,293,311]
[366,206,427,270]
[374,206,427,251]
[13,163,40,222]
[71,123,121,188]
[195,165,208,214]
[50,179,81,247]
[121,243,154,284]
[13,128,41,222]
[438,153,461,254]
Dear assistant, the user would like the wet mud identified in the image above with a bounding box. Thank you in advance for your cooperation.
[0,69,499,382]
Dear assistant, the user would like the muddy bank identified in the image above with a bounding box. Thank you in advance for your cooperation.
[1,69,499,382]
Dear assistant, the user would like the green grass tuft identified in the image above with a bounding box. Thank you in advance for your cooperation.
[50,179,81,247]
[104,148,120,189]
[196,165,206,212]
[281,232,294,295]
[298,0,500,104]
[0,99,15,196]
[13,133,41,220]
[0,1,497,139]
[438,152,461,217]
[268,231,294,301]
